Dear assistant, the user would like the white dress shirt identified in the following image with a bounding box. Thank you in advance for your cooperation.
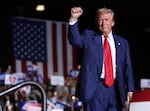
[100,32,116,79]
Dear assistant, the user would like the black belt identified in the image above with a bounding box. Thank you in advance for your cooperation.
[99,78,105,82]
[99,78,116,84]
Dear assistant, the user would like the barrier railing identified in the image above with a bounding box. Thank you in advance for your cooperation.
[0,81,47,111]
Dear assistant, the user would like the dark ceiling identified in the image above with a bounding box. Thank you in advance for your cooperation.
[5,0,150,19]
[5,0,150,32]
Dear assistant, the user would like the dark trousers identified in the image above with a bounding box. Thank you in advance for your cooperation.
[83,80,122,111]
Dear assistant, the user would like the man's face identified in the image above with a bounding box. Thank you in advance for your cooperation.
[98,13,115,34]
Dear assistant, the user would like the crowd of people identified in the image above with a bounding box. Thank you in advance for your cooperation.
[0,64,83,111]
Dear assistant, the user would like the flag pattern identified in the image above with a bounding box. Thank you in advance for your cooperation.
[10,17,77,83]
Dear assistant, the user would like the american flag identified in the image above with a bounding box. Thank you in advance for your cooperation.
[10,16,77,83]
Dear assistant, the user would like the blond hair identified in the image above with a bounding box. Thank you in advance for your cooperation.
[95,7,115,25]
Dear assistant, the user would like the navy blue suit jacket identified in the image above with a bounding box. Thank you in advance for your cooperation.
[68,22,135,106]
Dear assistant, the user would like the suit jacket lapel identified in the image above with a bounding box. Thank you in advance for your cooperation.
[93,34,103,74]
[113,35,121,67]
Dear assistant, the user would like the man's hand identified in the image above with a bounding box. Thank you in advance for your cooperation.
[126,92,133,104]
[70,7,83,22]
[125,92,133,110]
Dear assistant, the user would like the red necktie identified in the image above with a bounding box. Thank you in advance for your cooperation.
[104,35,114,87]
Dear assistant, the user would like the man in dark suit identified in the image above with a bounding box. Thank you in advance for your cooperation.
[68,6,135,111]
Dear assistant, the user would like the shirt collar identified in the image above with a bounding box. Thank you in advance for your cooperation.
[102,31,113,39]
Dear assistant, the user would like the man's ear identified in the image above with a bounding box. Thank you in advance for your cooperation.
[112,19,115,26]
[112,22,115,27]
